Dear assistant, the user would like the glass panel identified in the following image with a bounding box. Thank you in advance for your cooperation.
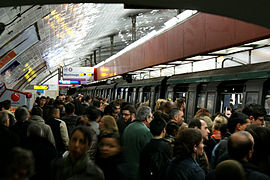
[264,95,270,115]
[187,91,195,121]
[207,93,215,115]
[197,93,206,109]
[246,92,259,104]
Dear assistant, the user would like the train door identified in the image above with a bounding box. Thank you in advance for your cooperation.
[174,85,187,101]
[186,83,199,123]
[143,86,151,104]
[196,83,207,112]
[217,81,245,114]
[127,87,134,104]
[137,87,143,104]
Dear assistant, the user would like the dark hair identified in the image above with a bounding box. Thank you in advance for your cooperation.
[70,126,92,146]
[86,105,101,121]
[246,126,270,175]
[122,104,136,115]
[173,128,202,159]
[150,117,167,136]
[65,103,75,114]
[188,119,202,129]
[31,106,43,117]
[92,100,101,108]
[166,121,180,136]
[99,132,121,146]
[0,111,8,125]
[169,108,180,119]
[227,112,249,134]
[1,100,11,110]
[15,107,29,122]
[228,131,253,160]
[242,103,266,120]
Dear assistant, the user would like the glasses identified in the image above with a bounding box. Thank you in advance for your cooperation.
[122,113,131,116]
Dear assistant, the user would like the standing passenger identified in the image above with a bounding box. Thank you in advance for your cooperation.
[122,106,153,180]
[51,126,104,180]
[166,128,205,180]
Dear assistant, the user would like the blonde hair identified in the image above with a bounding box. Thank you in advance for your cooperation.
[212,114,227,131]
[155,99,167,111]
[100,115,118,134]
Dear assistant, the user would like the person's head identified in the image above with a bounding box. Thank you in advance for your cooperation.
[166,121,180,137]
[1,100,11,110]
[121,105,136,123]
[76,115,91,126]
[4,147,35,180]
[189,119,210,140]
[31,106,43,117]
[194,108,210,118]
[86,105,102,122]
[27,123,44,137]
[228,131,254,161]
[245,126,270,175]
[214,160,245,180]
[69,126,92,163]
[169,108,184,125]
[99,115,118,134]
[212,114,228,131]
[175,98,186,111]
[242,103,266,126]
[98,132,121,158]
[0,111,9,127]
[227,112,250,134]
[92,99,101,109]
[135,106,153,127]
[15,107,30,122]
[173,128,203,159]
[64,103,75,115]
[49,107,60,119]
[39,96,47,107]
[110,101,121,114]
[163,101,176,114]
[150,117,167,137]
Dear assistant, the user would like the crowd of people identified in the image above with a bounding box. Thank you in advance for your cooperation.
[0,94,270,180]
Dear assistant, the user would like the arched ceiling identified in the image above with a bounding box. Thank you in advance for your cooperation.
[0,0,269,90]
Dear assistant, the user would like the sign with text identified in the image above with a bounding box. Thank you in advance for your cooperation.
[63,67,96,81]
[34,85,48,90]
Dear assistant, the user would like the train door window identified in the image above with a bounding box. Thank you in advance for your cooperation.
[143,87,151,103]
[197,93,206,109]
[167,91,174,101]
[206,93,215,115]
[246,92,259,104]
[187,91,195,120]
[154,86,160,105]
[174,85,188,101]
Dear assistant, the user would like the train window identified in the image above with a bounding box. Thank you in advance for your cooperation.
[246,92,258,104]
[264,95,270,115]
[143,87,151,103]
[220,93,243,113]
[197,93,206,109]
[206,93,215,115]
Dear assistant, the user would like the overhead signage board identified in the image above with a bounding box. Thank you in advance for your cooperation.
[63,67,96,82]
[34,85,48,90]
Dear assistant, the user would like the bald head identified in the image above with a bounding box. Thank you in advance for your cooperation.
[228,131,254,161]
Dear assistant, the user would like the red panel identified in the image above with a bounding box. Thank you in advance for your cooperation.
[97,13,270,81]
[130,46,144,71]
[183,14,206,57]
[168,25,184,61]
[204,14,236,52]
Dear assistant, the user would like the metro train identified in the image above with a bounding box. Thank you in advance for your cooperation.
[73,61,270,121]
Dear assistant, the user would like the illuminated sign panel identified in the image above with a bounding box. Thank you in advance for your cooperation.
[34,85,48,90]
[58,80,79,85]
[63,67,96,81]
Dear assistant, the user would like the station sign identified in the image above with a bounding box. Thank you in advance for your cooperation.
[34,85,48,90]
[58,80,79,85]
[62,67,96,82]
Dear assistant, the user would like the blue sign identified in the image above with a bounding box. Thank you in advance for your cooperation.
[37,89,44,94]
[59,80,79,85]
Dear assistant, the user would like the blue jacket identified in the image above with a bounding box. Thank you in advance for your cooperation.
[166,156,205,180]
